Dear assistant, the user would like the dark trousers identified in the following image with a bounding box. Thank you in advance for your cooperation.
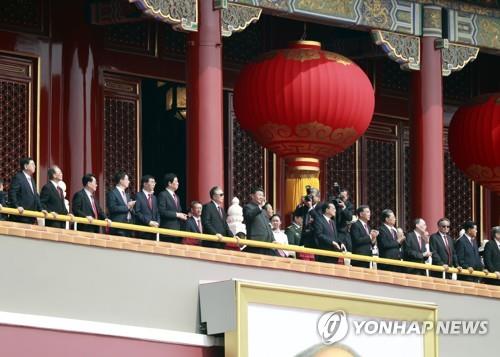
[351,259,371,269]
[378,261,405,273]
[243,246,277,256]
[202,241,226,249]
[45,219,66,229]
[316,255,339,264]
[9,215,37,225]
[430,270,453,279]
[137,231,157,241]
[161,235,182,244]
[484,278,500,286]
[458,274,480,283]
[77,224,101,234]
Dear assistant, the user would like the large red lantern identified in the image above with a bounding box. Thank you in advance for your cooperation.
[449,93,500,192]
[233,41,374,214]
[234,41,374,161]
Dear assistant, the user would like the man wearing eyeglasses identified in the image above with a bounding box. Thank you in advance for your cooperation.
[201,186,234,249]
[429,218,461,279]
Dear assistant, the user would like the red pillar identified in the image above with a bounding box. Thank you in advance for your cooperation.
[410,36,445,226]
[186,1,224,204]
[56,0,101,200]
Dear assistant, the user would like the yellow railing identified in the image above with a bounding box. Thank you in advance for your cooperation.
[0,206,498,280]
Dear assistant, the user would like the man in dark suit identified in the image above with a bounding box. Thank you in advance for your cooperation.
[158,173,187,243]
[314,202,345,264]
[106,171,136,237]
[134,175,159,240]
[455,221,484,282]
[0,179,7,221]
[72,173,110,233]
[298,187,321,248]
[40,166,68,228]
[184,201,203,245]
[403,218,432,275]
[429,218,460,279]
[483,226,500,285]
[8,157,43,224]
[201,186,234,249]
[332,188,354,252]
[243,187,276,256]
[350,205,378,268]
[377,209,405,273]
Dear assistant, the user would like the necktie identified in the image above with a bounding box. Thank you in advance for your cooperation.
[90,195,98,218]
[363,222,370,235]
[147,194,153,210]
[443,235,451,265]
[417,235,422,250]
[57,186,64,200]
[121,190,128,205]
[173,193,179,208]
[197,219,203,233]
[392,229,397,240]
[329,220,335,233]
[218,206,224,219]
[27,177,34,194]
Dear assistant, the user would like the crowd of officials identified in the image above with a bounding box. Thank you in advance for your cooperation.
[1,157,499,285]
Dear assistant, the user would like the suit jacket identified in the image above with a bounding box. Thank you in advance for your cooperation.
[185,216,202,234]
[299,204,321,247]
[8,172,41,211]
[72,189,106,232]
[313,215,341,251]
[285,223,302,246]
[158,190,183,230]
[483,239,500,285]
[202,201,233,237]
[0,191,7,221]
[429,232,458,267]
[455,235,483,270]
[243,202,273,243]
[40,182,68,215]
[106,188,132,223]
[377,224,401,260]
[134,191,159,226]
[350,220,373,256]
[403,231,427,263]
[483,239,500,273]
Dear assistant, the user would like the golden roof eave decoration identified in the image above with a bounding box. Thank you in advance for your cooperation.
[441,43,480,76]
[130,0,261,35]
[371,30,421,71]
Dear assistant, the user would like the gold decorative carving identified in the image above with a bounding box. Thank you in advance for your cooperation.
[441,43,479,76]
[372,30,420,71]
[466,165,500,191]
[294,0,357,21]
[323,52,352,65]
[222,4,262,37]
[362,0,391,29]
[257,122,358,158]
[129,0,198,32]
[256,49,352,65]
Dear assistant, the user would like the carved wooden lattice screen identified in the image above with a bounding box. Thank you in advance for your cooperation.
[326,145,357,208]
[227,93,264,204]
[444,130,473,238]
[362,121,399,229]
[103,73,140,196]
[0,55,35,190]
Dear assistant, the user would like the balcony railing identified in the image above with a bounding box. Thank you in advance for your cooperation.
[0,206,498,281]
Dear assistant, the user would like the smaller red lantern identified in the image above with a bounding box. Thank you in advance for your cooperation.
[448,93,500,192]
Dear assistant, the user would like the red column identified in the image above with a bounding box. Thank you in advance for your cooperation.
[186,1,224,204]
[55,0,101,200]
[410,37,444,226]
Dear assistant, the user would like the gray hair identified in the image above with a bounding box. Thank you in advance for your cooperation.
[492,226,500,239]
